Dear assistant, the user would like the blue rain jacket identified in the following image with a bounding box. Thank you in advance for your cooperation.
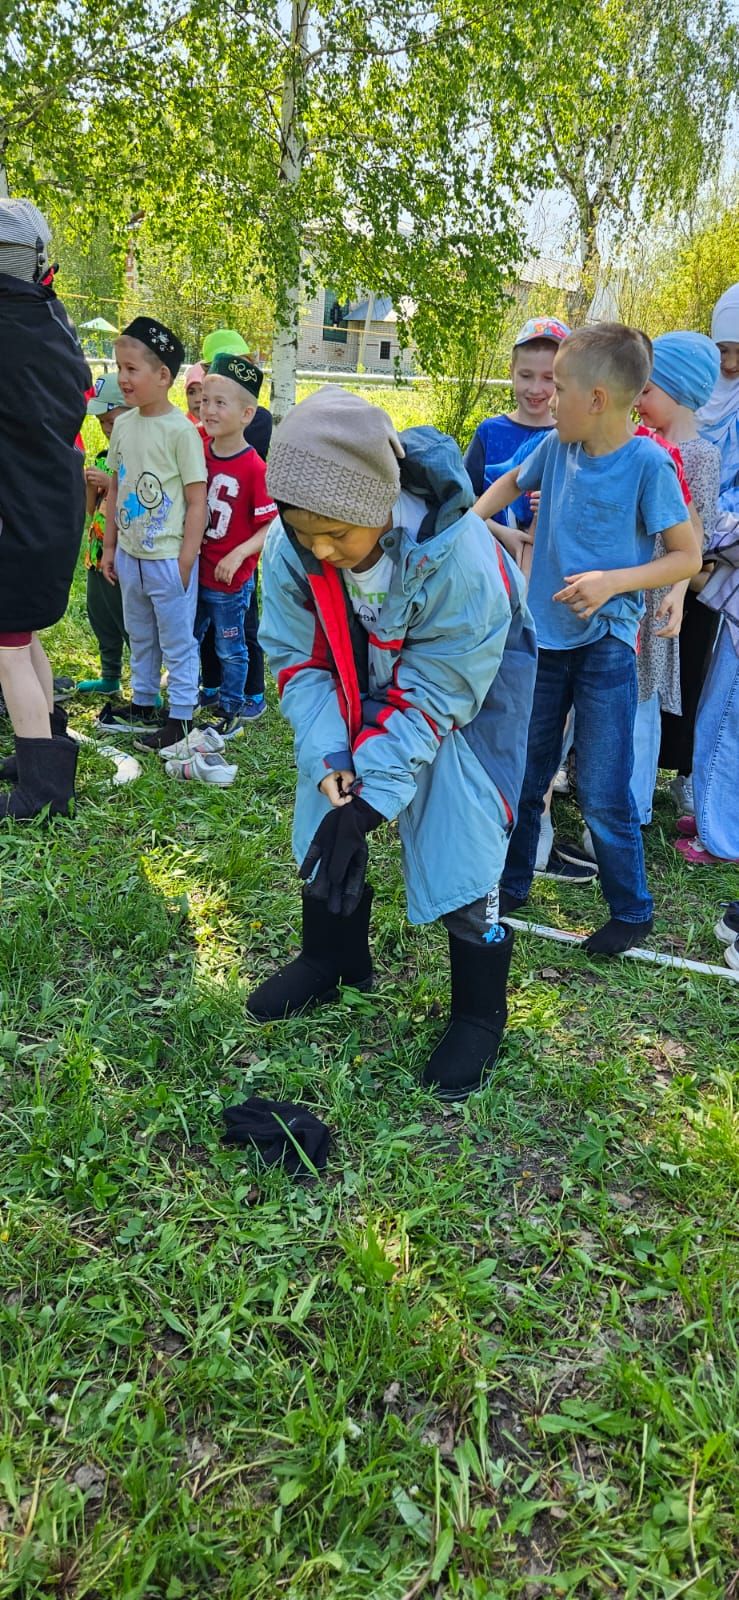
[260,425,537,923]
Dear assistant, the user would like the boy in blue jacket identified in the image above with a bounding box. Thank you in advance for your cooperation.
[247,387,537,1100]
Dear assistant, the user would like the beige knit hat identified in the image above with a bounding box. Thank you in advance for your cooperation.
[267,386,404,527]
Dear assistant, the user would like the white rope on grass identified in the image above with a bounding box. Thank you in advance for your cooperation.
[504,917,739,982]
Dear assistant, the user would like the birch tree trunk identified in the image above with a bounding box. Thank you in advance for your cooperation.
[269,0,310,425]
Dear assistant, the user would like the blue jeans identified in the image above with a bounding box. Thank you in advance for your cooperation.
[502,634,653,923]
[632,692,661,825]
[694,621,739,860]
[195,580,253,715]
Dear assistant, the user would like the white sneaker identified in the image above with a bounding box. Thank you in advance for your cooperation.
[159,725,225,760]
[669,774,694,813]
[552,766,569,795]
[715,902,739,944]
[165,751,237,787]
[724,939,739,972]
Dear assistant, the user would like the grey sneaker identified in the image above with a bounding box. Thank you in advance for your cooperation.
[165,751,238,787]
[670,774,694,814]
[159,726,225,760]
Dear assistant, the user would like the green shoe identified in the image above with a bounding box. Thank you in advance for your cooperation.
[77,677,121,694]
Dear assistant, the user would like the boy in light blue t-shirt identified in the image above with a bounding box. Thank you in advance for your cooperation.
[474,323,699,956]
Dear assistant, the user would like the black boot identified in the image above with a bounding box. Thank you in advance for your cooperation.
[0,736,78,820]
[422,927,514,1101]
[247,886,373,1022]
[1,704,71,783]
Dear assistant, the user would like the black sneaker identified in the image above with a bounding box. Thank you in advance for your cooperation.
[197,701,225,726]
[95,701,165,735]
[552,836,599,872]
[715,901,739,944]
[134,717,193,753]
[52,675,76,700]
[535,848,598,884]
[499,889,528,917]
[213,711,248,740]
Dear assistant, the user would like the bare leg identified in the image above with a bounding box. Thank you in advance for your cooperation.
[29,633,54,713]
[0,642,52,738]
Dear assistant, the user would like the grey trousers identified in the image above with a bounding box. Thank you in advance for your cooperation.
[116,548,199,720]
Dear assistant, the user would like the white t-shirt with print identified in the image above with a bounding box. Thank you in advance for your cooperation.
[108,407,207,561]
[342,490,426,632]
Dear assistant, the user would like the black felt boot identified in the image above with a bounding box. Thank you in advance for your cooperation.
[1,704,71,783]
[247,886,373,1022]
[0,735,78,820]
[422,926,514,1101]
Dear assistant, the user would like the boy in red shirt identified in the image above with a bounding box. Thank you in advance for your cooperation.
[196,354,277,737]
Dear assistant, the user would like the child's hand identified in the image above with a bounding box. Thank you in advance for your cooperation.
[101,546,117,586]
[486,519,533,570]
[178,555,194,592]
[690,562,715,594]
[655,590,685,638]
[509,529,534,571]
[214,549,244,585]
[554,571,616,618]
[86,467,110,493]
[319,769,356,807]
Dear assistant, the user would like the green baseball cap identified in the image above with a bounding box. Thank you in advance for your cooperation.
[201,327,248,362]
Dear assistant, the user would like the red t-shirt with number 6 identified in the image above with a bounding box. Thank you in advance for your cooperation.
[201,441,278,593]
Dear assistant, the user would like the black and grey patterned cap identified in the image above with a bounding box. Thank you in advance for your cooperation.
[0,198,51,282]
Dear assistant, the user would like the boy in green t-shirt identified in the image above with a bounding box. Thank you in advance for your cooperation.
[100,317,208,752]
[78,373,131,695]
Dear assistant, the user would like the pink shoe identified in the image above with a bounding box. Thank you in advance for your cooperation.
[676,814,697,837]
[674,837,738,865]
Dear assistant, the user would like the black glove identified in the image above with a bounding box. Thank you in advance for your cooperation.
[222,1096,331,1176]
[300,796,382,916]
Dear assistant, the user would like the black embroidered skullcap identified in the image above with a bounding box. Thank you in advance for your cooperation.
[209,351,263,401]
[120,317,184,378]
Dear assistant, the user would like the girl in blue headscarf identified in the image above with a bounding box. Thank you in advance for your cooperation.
[636,331,722,821]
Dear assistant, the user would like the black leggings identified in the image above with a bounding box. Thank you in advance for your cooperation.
[659,590,719,776]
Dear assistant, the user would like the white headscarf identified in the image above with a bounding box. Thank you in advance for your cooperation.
[696,282,739,511]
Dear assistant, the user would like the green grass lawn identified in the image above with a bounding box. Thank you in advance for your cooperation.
[1,560,738,1597]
